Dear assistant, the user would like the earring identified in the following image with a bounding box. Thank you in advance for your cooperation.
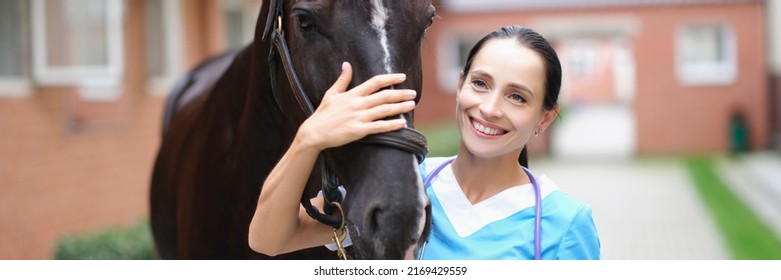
[534,129,543,137]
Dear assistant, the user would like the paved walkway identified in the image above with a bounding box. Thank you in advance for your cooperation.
[533,157,730,259]
[716,151,781,241]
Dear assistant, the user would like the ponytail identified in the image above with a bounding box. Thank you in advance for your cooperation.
[518,147,529,168]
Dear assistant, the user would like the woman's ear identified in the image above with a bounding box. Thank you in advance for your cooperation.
[538,104,560,132]
[456,73,465,96]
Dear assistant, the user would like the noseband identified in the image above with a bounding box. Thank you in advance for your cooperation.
[262,0,428,229]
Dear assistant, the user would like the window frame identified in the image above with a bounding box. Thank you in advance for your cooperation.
[145,0,184,96]
[675,22,738,86]
[0,0,31,98]
[436,32,483,94]
[221,0,261,50]
[30,0,125,100]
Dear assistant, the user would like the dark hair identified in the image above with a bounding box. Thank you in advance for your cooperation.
[461,25,561,168]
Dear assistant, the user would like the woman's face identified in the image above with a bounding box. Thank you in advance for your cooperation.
[456,38,557,159]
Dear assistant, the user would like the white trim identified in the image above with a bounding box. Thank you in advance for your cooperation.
[436,33,459,94]
[532,15,641,40]
[768,0,781,74]
[146,0,184,96]
[675,22,737,86]
[0,78,32,98]
[429,163,558,237]
[243,1,261,46]
[612,38,636,103]
[222,0,261,48]
[31,0,125,100]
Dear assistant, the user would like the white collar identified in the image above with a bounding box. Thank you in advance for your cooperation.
[430,164,558,237]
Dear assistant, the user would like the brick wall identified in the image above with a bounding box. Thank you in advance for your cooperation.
[419,2,769,155]
[0,92,164,259]
[1,0,166,259]
[633,4,768,154]
[0,0,235,260]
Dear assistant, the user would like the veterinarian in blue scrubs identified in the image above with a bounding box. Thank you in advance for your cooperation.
[249,25,600,260]
[411,26,600,260]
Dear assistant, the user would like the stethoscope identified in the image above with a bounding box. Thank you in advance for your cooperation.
[417,157,542,260]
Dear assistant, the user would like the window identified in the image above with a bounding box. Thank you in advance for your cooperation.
[31,0,124,100]
[0,0,30,97]
[676,23,737,86]
[145,0,183,95]
[222,0,260,50]
[437,34,481,93]
[566,40,599,79]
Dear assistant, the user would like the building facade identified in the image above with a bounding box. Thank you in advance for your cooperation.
[0,0,260,259]
[419,0,769,157]
[0,0,773,259]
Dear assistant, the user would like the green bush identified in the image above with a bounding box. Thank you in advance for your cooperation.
[54,218,155,260]
[418,121,460,157]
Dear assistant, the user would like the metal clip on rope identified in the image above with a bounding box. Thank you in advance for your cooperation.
[330,201,348,260]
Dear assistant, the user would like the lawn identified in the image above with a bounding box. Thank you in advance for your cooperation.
[684,156,781,259]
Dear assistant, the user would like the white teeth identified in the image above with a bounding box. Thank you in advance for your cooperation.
[472,120,504,136]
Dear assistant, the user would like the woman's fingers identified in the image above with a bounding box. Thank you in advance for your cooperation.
[325,62,407,98]
[364,100,416,122]
[363,89,416,108]
[364,118,409,135]
[351,73,407,97]
[326,62,353,95]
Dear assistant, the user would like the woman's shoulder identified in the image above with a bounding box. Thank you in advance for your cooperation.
[537,175,594,218]
[421,156,456,173]
[422,156,455,166]
[538,176,601,259]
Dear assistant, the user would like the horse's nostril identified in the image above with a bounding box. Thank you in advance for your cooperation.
[368,206,383,234]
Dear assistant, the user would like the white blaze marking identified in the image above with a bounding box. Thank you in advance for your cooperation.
[370,0,408,126]
[370,0,392,74]
[370,2,422,257]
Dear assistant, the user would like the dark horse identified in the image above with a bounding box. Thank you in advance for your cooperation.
[150,0,436,259]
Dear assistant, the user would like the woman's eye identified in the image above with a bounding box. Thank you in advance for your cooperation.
[509,93,526,103]
[471,80,487,89]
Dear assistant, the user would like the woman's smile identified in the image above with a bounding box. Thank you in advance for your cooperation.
[469,116,508,138]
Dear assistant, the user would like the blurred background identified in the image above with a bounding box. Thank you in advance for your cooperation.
[1,0,780,259]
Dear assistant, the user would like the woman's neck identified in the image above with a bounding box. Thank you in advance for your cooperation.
[451,147,529,204]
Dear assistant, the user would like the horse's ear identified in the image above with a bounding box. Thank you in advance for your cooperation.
[262,0,283,41]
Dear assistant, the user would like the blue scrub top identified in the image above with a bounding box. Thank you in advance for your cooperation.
[418,157,601,260]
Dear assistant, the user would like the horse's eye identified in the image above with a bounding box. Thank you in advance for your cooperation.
[296,14,316,32]
[425,6,437,29]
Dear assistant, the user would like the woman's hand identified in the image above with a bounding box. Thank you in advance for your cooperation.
[297,62,417,151]
[248,62,417,256]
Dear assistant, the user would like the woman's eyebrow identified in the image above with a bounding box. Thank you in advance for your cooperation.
[508,82,534,97]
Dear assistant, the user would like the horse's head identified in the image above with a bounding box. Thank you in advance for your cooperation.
[259,0,436,259]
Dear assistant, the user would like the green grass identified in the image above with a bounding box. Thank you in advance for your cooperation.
[684,156,781,259]
[53,218,155,260]
[417,121,460,157]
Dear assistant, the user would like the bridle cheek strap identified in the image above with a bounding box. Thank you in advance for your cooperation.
[265,4,428,229]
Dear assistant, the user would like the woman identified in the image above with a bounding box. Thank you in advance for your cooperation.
[248,26,600,260]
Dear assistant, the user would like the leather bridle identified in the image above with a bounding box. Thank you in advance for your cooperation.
[262,0,428,230]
